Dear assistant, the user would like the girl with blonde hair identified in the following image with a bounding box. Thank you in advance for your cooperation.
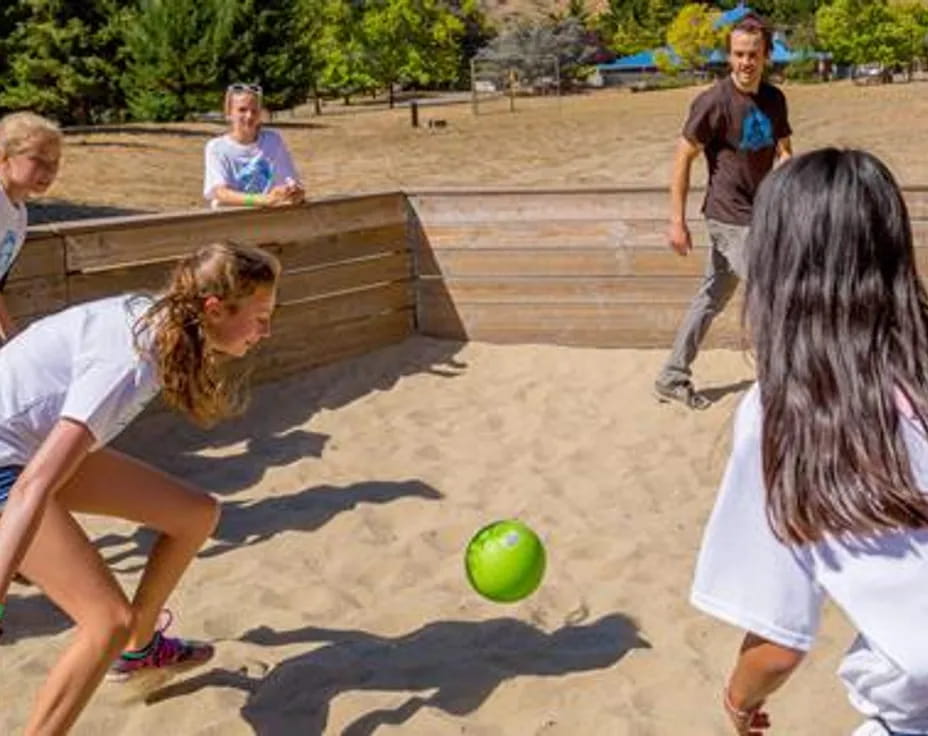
[203,83,304,209]
[0,241,279,735]
[0,111,62,340]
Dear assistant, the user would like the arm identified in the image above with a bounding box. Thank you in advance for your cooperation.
[669,136,702,256]
[0,293,15,342]
[211,186,294,208]
[724,632,805,734]
[0,419,94,610]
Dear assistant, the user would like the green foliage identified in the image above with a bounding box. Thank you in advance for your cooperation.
[359,0,466,105]
[665,3,723,69]
[816,0,928,65]
[596,0,687,56]
[122,0,236,121]
[0,0,131,124]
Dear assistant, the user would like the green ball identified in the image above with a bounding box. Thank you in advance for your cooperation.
[465,520,546,603]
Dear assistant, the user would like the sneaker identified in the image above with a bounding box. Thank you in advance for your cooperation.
[106,610,214,682]
[654,380,711,410]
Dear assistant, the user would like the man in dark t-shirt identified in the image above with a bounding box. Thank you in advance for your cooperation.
[655,13,792,410]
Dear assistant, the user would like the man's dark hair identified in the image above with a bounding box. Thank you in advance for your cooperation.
[725,12,772,54]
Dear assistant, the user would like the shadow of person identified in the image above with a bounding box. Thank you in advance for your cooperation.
[113,336,468,496]
[146,614,648,735]
[94,479,443,569]
[0,591,72,644]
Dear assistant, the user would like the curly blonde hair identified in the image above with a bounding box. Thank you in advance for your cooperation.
[138,242,280,426]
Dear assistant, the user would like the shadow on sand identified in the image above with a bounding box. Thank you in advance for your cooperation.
[95,479,443,571]
[147,613,649,735]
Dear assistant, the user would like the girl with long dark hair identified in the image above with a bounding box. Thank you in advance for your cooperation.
[692,148,928,735]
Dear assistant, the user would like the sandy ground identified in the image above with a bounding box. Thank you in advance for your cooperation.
[0,340,860,735]
[29,80,928,223]
[3,80,921,735]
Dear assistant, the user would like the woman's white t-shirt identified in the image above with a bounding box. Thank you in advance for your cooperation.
[202,129,300,209]
[692,384,928,731]
[0,185,27,290]
[0,294,160,464]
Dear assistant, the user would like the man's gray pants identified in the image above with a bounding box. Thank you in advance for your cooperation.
[656,219,749,388]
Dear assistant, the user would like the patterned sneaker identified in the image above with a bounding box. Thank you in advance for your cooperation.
[106,610,214,682]
[653,380,712,410]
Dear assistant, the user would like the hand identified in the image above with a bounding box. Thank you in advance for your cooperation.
[668,220,692,256]
[283,178,305,205]
[724,691,770,735]
[265,185,293,207]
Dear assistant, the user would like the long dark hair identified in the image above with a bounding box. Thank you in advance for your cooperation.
[745,148,928,544]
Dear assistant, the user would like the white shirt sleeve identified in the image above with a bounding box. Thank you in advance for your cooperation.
[690,386,826,651]
[59,359,155,448]
[266,130,300,185]
[203,138,233,202]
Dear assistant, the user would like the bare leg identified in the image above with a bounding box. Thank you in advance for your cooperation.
[18,501,134,736]
[56,449,220,650]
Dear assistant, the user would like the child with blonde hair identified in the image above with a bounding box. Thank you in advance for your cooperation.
[0,241,280,735]
[0,111,62,340]
[203,83,304,209]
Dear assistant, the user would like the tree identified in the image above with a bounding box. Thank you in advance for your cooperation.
[816,0,928,65]
[122,0,236,121]
[476,18,598,84]
[317,0,377,105]
[0,0,131,124]
[220,0,317,114]
[665,3,722,69]
[359,0,465,107]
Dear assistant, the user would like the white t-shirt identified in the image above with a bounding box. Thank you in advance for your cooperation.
[692,384,928,731]
[0,185,27,290]
[202,129,300,208]
[0,294,160,465]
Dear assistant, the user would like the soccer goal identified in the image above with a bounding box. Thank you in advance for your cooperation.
[469,54,561,115]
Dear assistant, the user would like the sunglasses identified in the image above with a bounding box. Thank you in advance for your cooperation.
[227,83,262,96]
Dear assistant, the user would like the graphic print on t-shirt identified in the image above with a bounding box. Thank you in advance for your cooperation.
[0,229,19,279]
[232,155,273,194]
[739,105,774,152]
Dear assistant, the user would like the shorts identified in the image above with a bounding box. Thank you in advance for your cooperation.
[0,466,23,511]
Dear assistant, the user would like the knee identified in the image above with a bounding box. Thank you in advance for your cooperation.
[79,600,135,650]
[189,493,221,541]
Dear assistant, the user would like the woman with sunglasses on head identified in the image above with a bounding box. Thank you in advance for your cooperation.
[203,83,305,210]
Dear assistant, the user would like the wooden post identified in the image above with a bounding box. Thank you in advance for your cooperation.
[410,101,419,127]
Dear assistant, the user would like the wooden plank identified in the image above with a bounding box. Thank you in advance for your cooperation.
[418,247,716,278]
[8,233,65,280]
[417,299,743,348]
[278,252,412,302]
[64,193,407,271]
[69,247,414,305]
[409,189,928,225]
[5,274,68,320]
[417,275,709,305]
[407,191,700,223]
[276,281,414,327]
[273,223,407,271]
[418,219,710,249]
[251,307,414,383]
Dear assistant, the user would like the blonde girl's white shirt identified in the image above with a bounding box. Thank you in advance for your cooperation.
[0,184,27,289]
[202,128,300,208]
[691,384,928,732]
[0,294,160,465]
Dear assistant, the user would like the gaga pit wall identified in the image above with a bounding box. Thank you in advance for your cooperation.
[13,187,928,384]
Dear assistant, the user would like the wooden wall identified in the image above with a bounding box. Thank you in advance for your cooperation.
[12,193,415,383]
[11,187,928,382]
[408,187,928,348]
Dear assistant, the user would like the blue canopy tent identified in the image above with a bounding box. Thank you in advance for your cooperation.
[597,48,682,73]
